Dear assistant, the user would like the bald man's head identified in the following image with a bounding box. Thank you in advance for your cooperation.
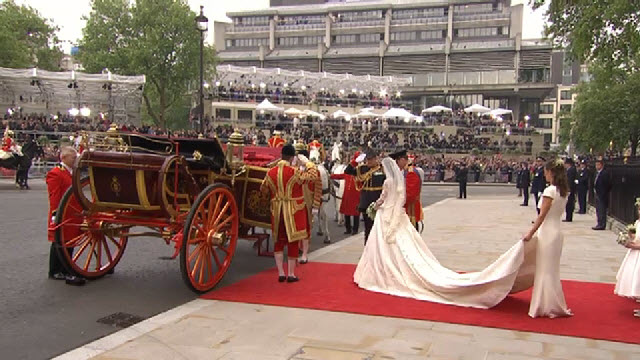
[60,146,77,168]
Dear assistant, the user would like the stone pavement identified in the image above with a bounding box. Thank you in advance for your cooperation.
[55,196,640,360]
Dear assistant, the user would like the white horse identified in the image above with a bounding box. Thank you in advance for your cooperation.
[310,148,331,243]
[329,142,346,225]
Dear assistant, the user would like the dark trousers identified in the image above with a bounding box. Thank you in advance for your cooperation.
[363,214,374,245]
[49,243,72,276]
[458,181,467,198]
[595,195,608,228]
[522,186,529,205]
[565,193,575,221]
[344,214,359,233]
[577,189,587,213]
[533,191,541,214]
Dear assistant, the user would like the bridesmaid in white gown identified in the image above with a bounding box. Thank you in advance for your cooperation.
[354,157,571,317]
[614,204,640,317]
[522,159,573,318]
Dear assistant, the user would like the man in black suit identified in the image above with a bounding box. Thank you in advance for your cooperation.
[530,156,546,214]
[517,162,531,206]
[455,162,468,199]
[576,160,589,214]
[563,158,577,222]
[592,158,612,230]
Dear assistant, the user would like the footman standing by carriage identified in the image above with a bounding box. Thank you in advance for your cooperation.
[46,146,85,286]
[345,148,385,245]
[330,151,361,235]
[294,141,322,263]
[390,150,423,231]
[261,144,320,282]
[268,124,286,148]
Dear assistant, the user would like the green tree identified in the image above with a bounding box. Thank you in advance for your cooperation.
[0,0,63,70]
[78,0,216,129]
[532,0,640,72]
[569,66,640,156]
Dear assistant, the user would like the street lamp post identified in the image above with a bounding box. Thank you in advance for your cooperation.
[195,5,208,135]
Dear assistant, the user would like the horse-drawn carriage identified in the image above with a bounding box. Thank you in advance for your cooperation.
[51,129,280,292]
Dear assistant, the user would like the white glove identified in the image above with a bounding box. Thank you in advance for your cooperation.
[297,154,310,164]
[312,208,319,216]
[574,179,579,184]
[355,153,366,163]
[51,216,56,224]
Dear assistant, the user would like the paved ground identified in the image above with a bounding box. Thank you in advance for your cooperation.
[0,178,516,360]
[56,194,640,360]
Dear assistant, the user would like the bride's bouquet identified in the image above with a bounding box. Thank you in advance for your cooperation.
[366,202,377,220]
[617,224,636,246]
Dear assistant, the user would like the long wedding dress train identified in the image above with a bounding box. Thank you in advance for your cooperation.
[354,158,571,316]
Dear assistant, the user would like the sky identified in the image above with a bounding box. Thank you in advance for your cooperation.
[14,0,547,54]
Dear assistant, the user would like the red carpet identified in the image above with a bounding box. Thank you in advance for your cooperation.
[202,262,640,345]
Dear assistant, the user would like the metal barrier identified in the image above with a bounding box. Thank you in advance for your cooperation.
[588,158,640,224]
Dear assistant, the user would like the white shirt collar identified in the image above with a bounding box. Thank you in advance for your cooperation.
[61,162,73,174]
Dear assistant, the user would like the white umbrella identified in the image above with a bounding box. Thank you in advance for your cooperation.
[284,107,303,116]
[355,109,379,118]
[422,105,452,114]
[464,104,490,113]
[256,99,284,112]
[486,108,513,117]
[332,109,352,119]
[302,109,326,120]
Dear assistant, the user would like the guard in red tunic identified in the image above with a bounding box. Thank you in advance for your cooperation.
[260,144,320,282]
[267,124,286,148]
[330,151,361,235]
[307,139,326,162]
[390,150,423,230]
[2,129,13,151]
[46,146,85,286]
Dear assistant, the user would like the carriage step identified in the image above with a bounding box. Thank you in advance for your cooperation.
[97,312,146,329]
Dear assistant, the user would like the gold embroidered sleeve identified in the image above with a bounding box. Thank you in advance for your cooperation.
[260,174,275,195]
[297,166,319,183]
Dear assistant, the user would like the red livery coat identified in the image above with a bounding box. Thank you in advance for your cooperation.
[46,164,80,242]
[267,136,285,148]
[330,173,361,216]
[404,166,423,226]
[260,160,320,243]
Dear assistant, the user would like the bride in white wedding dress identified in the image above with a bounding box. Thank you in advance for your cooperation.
[354,157,572,318]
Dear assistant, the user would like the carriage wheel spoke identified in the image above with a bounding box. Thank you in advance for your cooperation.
[204,247,213,283]
[213,215,235,234]
[72,235,92,262]
[83,236,98,271]
[95,236,103,270]
[106,234,123,251]
[68,203,83,214]
[66,232,89,248]
[192,223,206,238]
[191,246,205,279]
[198,246,207,284]
[211,248,222,269]
[206,193,217,224]
[211,202,230,229]
[102,237,114,264]
[188,236,206,244]
[188,243,203,263]
[218,246,230,255]
[209,193,223,226]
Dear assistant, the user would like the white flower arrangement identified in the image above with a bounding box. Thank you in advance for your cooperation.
[366,202,377,220]
[617,224,636,246]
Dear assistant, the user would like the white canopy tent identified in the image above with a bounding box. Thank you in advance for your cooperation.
[256,99,283,112]
[383,107,414,119]
[355,108,379,118]
[332,109,352,120]
[302,109,326,120]
[422,105,452,114]
[214,64,412,96]
[284,107,303,116]
[464,104,491,113]
[0,67,145,125]
[485,108,513,117]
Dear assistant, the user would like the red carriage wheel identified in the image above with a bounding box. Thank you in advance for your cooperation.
[54,177,128,279]
[181,183,239,293]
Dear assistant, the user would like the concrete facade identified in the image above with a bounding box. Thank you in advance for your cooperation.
[214,0,557,122]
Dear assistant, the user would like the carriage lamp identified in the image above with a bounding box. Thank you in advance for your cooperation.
[226,129,245,173]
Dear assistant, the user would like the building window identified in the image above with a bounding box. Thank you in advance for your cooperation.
[301,36,323,46]
[455,27,499,38]
[560,90,572,100]
[234,16,269,26]
[360,33,382,43]
[390,31,418,42]
[277,37,299,47]
[392,7,446,19]
[336,10,383,22]
[453,3,493,14]
[559,104,572,113]
[228,38,268,48]
[540,104,554,114]
[333,34,357,44]
[420,30,443,40]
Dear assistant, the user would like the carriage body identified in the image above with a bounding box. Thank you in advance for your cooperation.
[52,132,279,293]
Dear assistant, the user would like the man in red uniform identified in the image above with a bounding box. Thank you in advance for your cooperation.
[330,151,361,235]
[294,141,322,263]
[261,144,319,282]
[307,139,326,163]
[267,124,286,148]
[390,150,423,231]
[46,146,85,286]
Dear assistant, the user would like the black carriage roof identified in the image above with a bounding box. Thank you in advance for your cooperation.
[124,134,225,160]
